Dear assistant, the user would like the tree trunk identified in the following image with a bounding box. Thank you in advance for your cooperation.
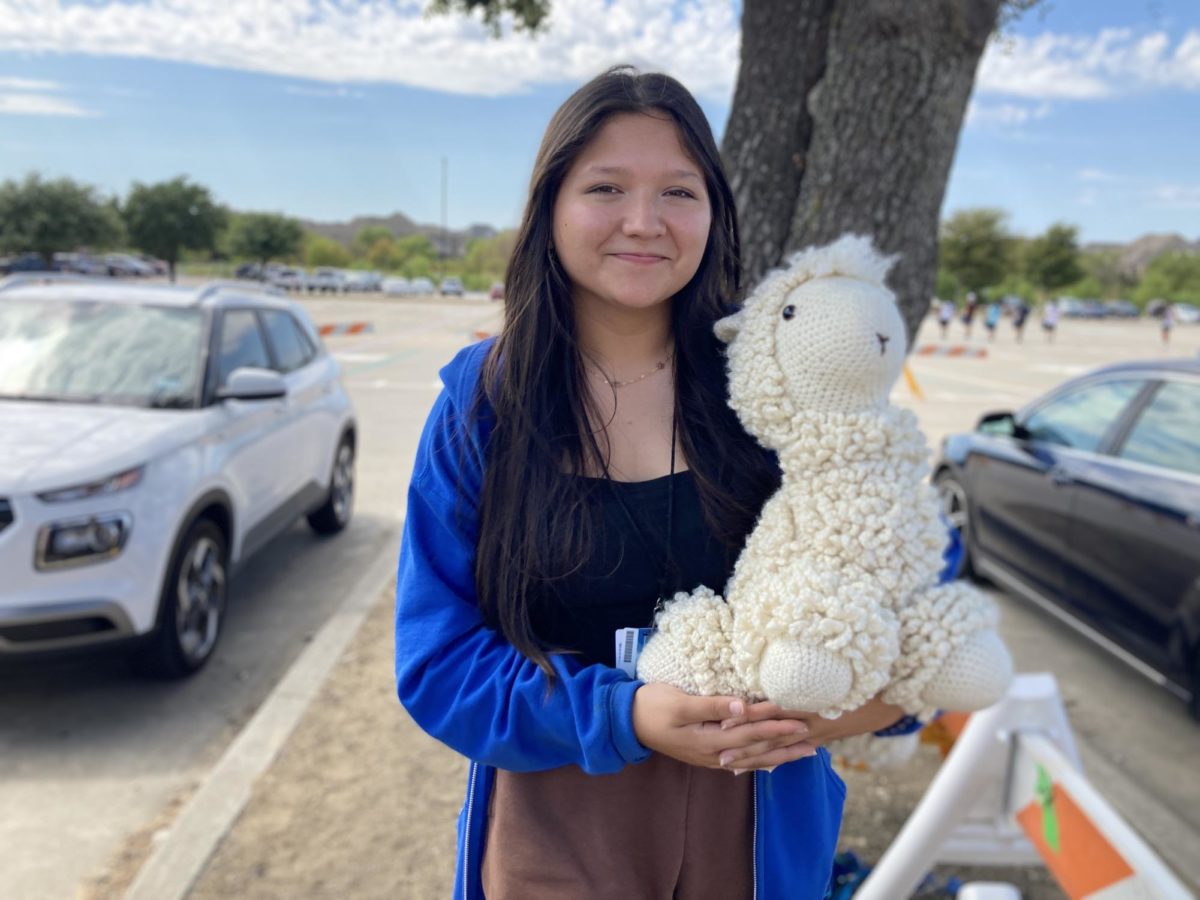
[724,0,1001,345]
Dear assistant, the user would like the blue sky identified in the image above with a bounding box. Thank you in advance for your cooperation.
[0,0,1197,243]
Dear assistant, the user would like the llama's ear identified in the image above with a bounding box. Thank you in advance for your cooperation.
[714,311,744,344]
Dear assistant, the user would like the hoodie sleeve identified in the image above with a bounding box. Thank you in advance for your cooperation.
[394,382,650,775]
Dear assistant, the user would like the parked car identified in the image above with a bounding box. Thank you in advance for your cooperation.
[381,277,411,296]
[342,270,383,293]
[933,359,1200,717]
[1102,299,1139,318]
[269,267,308,292]
[0,274,356,677]
[104,253,156,277]
[235,262,264,280]
[489,281,504,301]
[0,252,48,275]
[1173,303,1200,325]
[53,252,109,277]
[308,267,348,294]
[409,277,435,295]
[439,277,465,297]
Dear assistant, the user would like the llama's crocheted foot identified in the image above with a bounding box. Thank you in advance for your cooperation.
[636,588,743,697]
[759,638,853,711]
[921,628,1013,712]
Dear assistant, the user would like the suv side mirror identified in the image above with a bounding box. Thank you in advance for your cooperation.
[976,410,1030,440]
[218,367,286,401]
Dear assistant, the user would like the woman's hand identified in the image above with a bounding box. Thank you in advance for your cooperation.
[715,695,906,772]
[631,683,816,771]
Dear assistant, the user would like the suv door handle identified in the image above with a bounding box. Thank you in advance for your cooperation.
[1049,467,1073,486]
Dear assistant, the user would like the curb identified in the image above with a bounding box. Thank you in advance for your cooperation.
[124,534,400,900]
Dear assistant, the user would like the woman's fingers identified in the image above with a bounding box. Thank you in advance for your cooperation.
[727,741,817,773]
[720,699,810,729]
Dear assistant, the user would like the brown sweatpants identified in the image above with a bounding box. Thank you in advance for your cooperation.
[480,753,754,900]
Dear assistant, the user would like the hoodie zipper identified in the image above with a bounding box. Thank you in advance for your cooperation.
[462,761,479,899]
[752,772,760,900]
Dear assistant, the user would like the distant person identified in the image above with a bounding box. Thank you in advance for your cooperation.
[937,298,956,340]
[1042,300,1059,344]
[1012,301,1030,343]
[1161,304,1175,346]
[984,301,1001,342]
[961,291,979,339]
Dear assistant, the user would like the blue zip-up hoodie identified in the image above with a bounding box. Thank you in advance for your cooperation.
[395,339,959,900]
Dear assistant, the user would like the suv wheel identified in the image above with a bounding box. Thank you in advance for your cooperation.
[133,519,228,678]
[934,469,976,580]
[307,436,354,535]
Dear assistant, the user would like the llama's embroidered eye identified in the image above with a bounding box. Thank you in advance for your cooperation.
[782,305,796,320]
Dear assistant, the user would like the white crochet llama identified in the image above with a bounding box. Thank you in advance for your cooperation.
[637,235,1012,755]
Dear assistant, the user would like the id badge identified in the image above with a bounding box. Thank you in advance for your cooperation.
[614,627,655,677]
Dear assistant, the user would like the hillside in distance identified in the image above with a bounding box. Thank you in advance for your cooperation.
[300,212,497,256]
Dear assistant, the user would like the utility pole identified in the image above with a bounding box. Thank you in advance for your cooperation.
[440,156,448,283]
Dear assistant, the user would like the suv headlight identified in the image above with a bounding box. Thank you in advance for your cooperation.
[36,512,133,570]
[37,466,144,503]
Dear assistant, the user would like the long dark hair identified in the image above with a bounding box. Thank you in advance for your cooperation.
[475,66,779,674]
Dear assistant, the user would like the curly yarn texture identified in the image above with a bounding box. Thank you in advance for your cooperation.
[636,235,1012,728]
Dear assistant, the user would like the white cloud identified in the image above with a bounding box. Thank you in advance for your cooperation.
[284,85,364,99]
[978,27,1200,99]
[1076,168,1121,182]
[0,75,62,90]
[1152,184,1200,209]
[0,92,96,116]
[965,100,1051,127]
[0,0,740,99]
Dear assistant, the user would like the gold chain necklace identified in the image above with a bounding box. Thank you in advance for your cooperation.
[594,356,672,389]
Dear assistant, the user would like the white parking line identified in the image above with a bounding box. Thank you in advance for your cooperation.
[124,534,400,900]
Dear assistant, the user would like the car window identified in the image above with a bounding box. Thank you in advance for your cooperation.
[260,310,313,372]
[216,309,270,386]
[1021,379,1143,452]
[1118,381,1200,476]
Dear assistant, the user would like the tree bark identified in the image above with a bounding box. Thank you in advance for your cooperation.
[722,0,834,291]
[724,0,1002,345]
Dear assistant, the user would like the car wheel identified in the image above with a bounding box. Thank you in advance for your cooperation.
[132,519,228,678]
[307,435,354,535]
[934,469,977,580]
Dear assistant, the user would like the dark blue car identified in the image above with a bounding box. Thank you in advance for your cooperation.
[933,359,1200,718]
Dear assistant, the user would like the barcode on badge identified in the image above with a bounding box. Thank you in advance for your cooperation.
[614,627,655,678]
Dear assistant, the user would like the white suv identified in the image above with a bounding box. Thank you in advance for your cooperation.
[0,276,356,677]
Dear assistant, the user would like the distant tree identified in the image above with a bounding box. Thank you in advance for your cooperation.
[1078,248,1136,300]
[939,208,1012,296]
[1134,251,1200,305]
[306,234,352,268]
[353,225,395,257]
[0,173,123,266]
[463,230,516,280]
[391,233,436,267]
[1025,223,1082,298]
[123,177,224,282]
[227,213,304,267]
[366,236,399,271]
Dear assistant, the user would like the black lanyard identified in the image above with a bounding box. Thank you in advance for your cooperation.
[600,413,678,603]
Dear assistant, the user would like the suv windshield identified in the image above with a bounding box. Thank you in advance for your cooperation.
[0,298,205,408]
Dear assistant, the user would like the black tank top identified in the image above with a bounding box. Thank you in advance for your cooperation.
[530,470,736,669]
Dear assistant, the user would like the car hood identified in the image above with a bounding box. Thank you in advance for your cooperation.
[0,400,203,495]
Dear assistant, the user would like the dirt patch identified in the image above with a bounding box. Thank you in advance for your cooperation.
[184,589,1061,898]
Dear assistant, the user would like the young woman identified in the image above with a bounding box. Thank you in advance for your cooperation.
[395,67,944,899]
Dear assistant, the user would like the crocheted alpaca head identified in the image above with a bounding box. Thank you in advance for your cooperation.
[715,234,906,449]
